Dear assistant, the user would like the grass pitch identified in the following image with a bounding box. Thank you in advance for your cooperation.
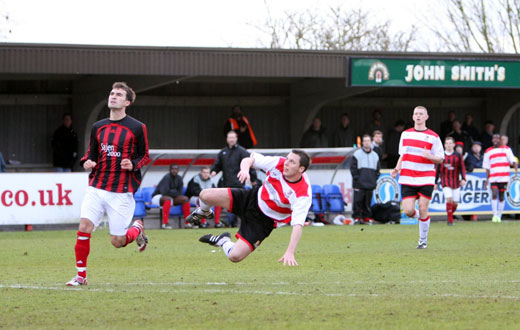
[1,221,520,329]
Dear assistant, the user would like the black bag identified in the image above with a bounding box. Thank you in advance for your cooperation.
[371,202,401,223]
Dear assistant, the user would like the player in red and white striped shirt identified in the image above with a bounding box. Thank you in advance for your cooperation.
[483,134,518,222]
[187,150,312,266]
[391,106,444,249]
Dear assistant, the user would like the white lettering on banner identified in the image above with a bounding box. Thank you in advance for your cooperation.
[451,64,506,82]
[405,65,445,82]
[0,173,88,225]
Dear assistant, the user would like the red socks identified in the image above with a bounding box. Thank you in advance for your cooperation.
[214,206,222,224]
[75,231,91,278]
[162,199,172,224]
[125,225,141,246]
[182,202,191,218]
[446,202,453,223]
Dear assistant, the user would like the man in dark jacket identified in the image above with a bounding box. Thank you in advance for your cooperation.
[186,166,223,228]
[52,113,78,172]
[331,113,353,147]
[386,120,405,169]
[351,134,380,224]
[300,117,328,148]
[152,164,191,229]
[211,131,253,227]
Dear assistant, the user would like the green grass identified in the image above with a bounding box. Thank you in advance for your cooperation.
[1,221,520,329]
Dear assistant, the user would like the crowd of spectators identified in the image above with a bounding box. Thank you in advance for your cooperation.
[296,109,515,169]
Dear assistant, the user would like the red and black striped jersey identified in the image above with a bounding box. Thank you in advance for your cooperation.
[435,151,466,188]
[80,115,149,193]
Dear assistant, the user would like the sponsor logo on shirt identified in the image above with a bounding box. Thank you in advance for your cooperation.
[101,143,121,157]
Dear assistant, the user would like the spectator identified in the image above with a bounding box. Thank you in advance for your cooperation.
[0,151,6,172]
[351,134,380,225]
[386,120,405,169]
[371,130,384,160]
[455,142,467,167]
[501,135,511,148]
[440,111,456,141]
[331,113,353,147]
[363,110,383,136]
[51,113,78,172]
[186,167,223,228]
[480,120,495,151]
[211,130,253,227]
[223,105,257,148]
[447,120,473,153]
[152,164,192,229]
[466,141,483,172]
[462,114,480,142]
[300,117,328,148]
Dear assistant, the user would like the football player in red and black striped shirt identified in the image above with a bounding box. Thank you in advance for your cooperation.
[435,137,466,226]
[67,82,150,287]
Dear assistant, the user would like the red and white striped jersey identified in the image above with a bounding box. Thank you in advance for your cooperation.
[398,128,444,186]
[483,146,516,183]
[252,152,312,227]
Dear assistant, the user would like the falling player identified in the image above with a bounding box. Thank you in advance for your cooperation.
[435,137,466,226]
[187,150,312,266]
[483,134,518,223]
[391,106,444,249]
[66,82,150,286]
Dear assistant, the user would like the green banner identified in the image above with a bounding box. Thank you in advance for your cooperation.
[349,58,520,88]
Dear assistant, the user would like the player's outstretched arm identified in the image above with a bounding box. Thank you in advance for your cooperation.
[237,157,255,184]
[278,224,303,266]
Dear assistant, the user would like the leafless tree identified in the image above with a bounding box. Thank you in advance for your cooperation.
[427,0,520,53]
[0,1,12,40]
[258,3,416,51]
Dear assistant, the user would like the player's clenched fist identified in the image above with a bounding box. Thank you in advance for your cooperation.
[83,159,97,170]
[121,159,133,171]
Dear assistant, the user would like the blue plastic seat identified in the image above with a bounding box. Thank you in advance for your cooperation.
[133,188,147,219]
[311,184,325,214]
[322,184,345,213]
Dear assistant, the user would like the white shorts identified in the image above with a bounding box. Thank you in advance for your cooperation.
[152,194,163,206]
[442,187,460,202]
[80,186,135,236]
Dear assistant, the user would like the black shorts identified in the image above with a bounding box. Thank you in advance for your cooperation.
[228,186,275,251]
[401,185,434,200]
[490,182,507,192]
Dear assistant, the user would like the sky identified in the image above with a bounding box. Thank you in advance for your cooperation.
[0,0,429,48]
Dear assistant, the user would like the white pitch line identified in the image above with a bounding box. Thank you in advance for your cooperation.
[2,284,520,300]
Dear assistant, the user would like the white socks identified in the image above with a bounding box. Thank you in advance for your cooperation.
[198,199,211,212]
[222,240,234,258]
[491,198,498,216]
[419,217,430,243]
[498,200,505,218]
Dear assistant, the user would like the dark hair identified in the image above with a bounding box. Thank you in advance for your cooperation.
[112,82,136,104]
[362,134,372,140]
[200,166,210,171]
[394,120,405,127]
[341,113,350,118]
[445,136,455,143]
[372,130,382,137]
[291,149,311,172]
[484,120,494,125]
[170,164,179,169]
[62,112,72,120]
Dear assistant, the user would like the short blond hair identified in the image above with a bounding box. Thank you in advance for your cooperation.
[112,82,136,104]
[414,106,428,114]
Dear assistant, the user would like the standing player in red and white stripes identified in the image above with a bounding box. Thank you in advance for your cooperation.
[187,150,312,266]
[483,134,518,223]
[391,106,444,249]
